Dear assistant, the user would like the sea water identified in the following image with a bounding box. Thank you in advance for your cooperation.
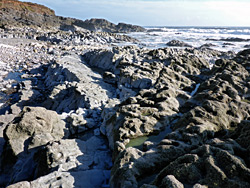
[126,26,250,52]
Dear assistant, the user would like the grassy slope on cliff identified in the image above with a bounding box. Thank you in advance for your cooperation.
[0,0,55,15]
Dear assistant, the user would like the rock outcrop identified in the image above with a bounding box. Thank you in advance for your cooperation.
[0,0,55,15]
[0,0,56,28]
[74,18,146,33]
[103,49,250,188]
[82,45,250,187]
[0,0,145,33]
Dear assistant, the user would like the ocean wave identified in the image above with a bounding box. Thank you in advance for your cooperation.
[146,27,250,35]
[127,26,250,52]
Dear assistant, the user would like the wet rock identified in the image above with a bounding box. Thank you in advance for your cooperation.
[150,144,250,188]
[223,42,234,46]
[222,37,250,42]
[231,120,250,151]
[206,37,250,42]
[110,143,187,188]
[198,43,217,49]
[166,40,192,47]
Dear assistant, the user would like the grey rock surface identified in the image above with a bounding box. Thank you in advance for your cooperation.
[107,49,250,188]
[1,106,66,185]
[43,53,117,112]
[4,106,65,156]
[1,2,250,187]
[34,137,111,187]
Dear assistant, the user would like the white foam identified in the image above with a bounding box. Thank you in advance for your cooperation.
[126,27,250,52]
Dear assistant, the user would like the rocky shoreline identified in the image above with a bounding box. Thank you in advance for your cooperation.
[1,1,250,188]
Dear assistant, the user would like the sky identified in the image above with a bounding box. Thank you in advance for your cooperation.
[21,0,250,27]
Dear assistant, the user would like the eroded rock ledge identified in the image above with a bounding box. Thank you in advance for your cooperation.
[83,46,250,188]
[96,48,250,188]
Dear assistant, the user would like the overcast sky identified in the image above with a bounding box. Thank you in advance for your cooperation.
[21,0,250,26]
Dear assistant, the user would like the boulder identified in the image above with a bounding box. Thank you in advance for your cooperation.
[4,106,65,156]
[1,106,66,184]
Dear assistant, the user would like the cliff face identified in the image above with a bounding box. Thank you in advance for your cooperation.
[0,0,55,15]
[0,0,145,32]
[0,0,58,28]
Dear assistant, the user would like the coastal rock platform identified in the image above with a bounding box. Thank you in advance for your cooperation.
[0,0,250,188]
